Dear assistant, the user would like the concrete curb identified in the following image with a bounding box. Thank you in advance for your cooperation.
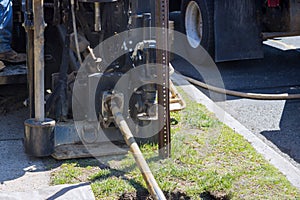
[171,73,300,190]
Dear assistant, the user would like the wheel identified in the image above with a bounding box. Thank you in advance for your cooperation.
[181,0,214,55]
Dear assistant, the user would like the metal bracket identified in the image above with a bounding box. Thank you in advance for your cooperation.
[101,92,124,128]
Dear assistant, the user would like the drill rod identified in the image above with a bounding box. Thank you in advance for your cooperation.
[110,100,166,200]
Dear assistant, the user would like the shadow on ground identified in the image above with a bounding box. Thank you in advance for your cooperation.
[261,99,300,163]
[0,85,55,186]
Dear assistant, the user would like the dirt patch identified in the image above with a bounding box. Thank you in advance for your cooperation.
[119,190,192,200]
[119,190,230,200]
[200,191,231,200]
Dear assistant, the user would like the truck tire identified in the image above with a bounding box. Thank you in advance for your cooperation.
[181,0,214,55]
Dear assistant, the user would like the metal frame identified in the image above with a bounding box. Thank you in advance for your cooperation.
[156,0,171,158]
[24,0,171,159]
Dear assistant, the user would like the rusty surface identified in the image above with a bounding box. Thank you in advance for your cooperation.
[155,0,171,158]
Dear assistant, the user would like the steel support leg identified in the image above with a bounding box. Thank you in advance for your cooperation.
[24,0,55,157]
[33,0,45,121]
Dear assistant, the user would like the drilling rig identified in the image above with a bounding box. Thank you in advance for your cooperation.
[5,0,169,160]
[0,0,173,178]
[3,0,172,198]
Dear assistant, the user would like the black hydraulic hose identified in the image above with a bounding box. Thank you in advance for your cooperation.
[57,23,71,120]
[70,0,82,65]
[181,74,300,100]
[110,100,166,200]
[57,25,80,72]
[45,25,80,116]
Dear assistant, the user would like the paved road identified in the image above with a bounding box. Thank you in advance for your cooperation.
[172,37,300,168]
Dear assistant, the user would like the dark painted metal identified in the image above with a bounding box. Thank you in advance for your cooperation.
[24,0,34,118]
[78,0,116,2]
[57,24,71,121]
[289,0,300,32]
[156,0,171,158]
[54,122,123,147]
[24,118,55,157]
[0,73,27,85]
[57,25,80,71]
[214,0,264,62]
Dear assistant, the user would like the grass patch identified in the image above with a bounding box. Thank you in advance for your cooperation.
[50,88,300,199]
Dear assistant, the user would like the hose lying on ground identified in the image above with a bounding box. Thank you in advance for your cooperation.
[110,99,166,200]
[181,74,300,100]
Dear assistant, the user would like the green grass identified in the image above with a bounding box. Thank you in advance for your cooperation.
[50,89,300,199]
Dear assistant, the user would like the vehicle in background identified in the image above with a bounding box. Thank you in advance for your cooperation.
[171,0,300,61]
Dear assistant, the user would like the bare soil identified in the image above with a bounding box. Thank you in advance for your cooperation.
[119,190,229,200]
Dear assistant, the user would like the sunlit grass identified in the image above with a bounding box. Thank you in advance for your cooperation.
[51,88,300,199]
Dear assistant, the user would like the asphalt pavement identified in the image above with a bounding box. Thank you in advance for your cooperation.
[171,73,300,189]
[172,37,300,168]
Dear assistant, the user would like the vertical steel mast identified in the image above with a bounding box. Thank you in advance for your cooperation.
[156,0,171,158]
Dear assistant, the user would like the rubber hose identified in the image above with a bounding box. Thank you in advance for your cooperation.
[70,0,82,65]
[181,75,300,100]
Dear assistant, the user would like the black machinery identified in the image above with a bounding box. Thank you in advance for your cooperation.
[16,0,171,198]
[17,0,170,159]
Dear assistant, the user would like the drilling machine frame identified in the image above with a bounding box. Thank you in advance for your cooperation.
[14,0,171,159]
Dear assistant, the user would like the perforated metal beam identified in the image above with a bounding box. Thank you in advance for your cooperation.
[155,0,171,158]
